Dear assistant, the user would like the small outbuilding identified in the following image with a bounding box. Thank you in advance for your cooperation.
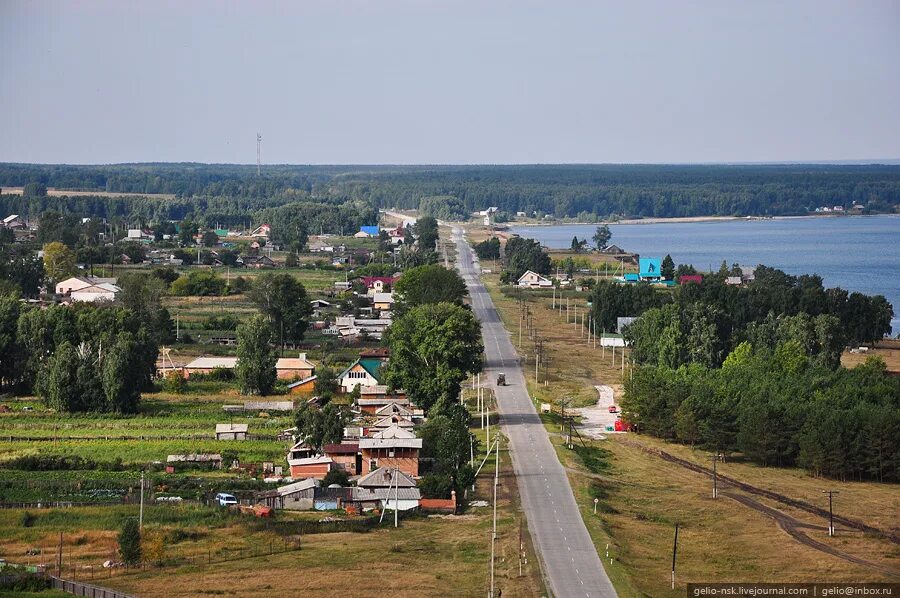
[215,423,249,440]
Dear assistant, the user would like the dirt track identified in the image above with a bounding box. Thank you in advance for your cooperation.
[615,438,900,578]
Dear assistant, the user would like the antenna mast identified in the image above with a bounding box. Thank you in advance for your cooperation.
[256,132,262,176]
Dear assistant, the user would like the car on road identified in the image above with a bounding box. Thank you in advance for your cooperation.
[215,492,237,507]
[496,373,506,386]
[608,405,618,413]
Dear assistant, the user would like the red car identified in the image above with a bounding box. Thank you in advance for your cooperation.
[608,405,618,413]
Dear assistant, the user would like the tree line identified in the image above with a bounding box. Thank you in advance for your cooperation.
[593,264,893,358]
[622,343,899,482]
[4,163,899,222]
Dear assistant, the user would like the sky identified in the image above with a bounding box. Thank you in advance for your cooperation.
[1,0,899,165]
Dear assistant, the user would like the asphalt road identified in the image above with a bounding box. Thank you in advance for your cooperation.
[452,227,617,598]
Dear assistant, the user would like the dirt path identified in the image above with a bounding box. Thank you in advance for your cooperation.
[720,491,898,578]
[616,438,900,578]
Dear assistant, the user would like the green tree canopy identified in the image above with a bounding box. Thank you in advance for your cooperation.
[592,224,611,250]
[392,264,467,314]
[383,302,483,413]
[235,314,278,395]
[247,273,313,351]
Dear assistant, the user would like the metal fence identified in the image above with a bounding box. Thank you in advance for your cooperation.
[49,575,136,598]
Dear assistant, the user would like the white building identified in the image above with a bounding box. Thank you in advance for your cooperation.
[56,276,117,296]
[516,270,553,289]
[70,282,121,303]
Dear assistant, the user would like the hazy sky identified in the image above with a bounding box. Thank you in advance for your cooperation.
[1,0,899,164]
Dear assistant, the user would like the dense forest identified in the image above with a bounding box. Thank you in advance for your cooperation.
[2,163,899,222]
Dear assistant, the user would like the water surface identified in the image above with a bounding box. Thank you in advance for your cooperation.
[510,215,900,333]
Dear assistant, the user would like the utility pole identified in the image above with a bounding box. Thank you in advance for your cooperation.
[822,490,839,536]
[710,453,719,498]
[490,435,500,598]
[139,471,145,529]
[671,523,679,590]
[394,467,399,529]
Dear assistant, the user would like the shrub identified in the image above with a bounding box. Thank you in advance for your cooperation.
[118,518,142,566]
[161,371,186,394]
[21,511,37,527]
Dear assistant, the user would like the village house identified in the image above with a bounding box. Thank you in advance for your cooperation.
[287,375,317,395]
[338,357,383,392]
[358,424,422,477]
[2,214,26,229]
[323,442,362,475]
[182,355,315,380]
[354,467,421,512]
[638,257,662,281]
[361,276,399,294]
[256,478,319,510]
[56,276,117,296]
[249,224,270,238]
[517,270,553,288]
[287,441,334,479]
[69,282,121,303]
[355,225,380,238]
[215,423,248,440]
[239,255,276,269]
[358,390,410,414]
[372,292,394,311]
[678,274,703,285]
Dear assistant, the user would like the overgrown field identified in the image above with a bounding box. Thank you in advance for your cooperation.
[477,245,900,595]
[0,427,546,598]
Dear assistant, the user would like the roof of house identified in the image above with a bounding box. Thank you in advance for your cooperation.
[372,414,415,428]
[374,403,413,416]
[359,225,380,236]
[372,424,417,439]
[359,347,390,359]
[185,357,314,370]
[185,357,238,369]
[276,357,315,370]
[517,270,550,282]
[72,283,121,294]
[372,292,394,305]
[356,487,422,501]
[339,358,382,382]
[323,443,359,455]
[287,375,317,389]
[215,423,248,434]
[287,454,333,467]
[276,478,319,496]
[356,467,418,489]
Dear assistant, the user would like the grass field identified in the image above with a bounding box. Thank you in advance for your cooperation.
[472,230,900,595]
[0,427,545,598]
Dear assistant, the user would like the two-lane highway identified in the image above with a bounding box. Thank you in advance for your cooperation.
[453,227,617,597]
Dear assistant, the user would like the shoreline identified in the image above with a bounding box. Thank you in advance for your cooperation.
[508,213,893,227]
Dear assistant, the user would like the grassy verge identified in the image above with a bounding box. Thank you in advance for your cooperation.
[473,233,900,595]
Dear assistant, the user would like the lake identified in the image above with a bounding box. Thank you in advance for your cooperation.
[510,215,900,334]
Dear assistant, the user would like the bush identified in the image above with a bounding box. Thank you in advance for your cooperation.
[161,371,186,394]
[419,473,454,499]
[118,518,142,566]
[21,511,37,527]
[0,571,51,591]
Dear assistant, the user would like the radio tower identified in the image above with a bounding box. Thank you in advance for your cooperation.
[256,133,262,176]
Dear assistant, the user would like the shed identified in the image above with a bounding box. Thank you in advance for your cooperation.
[256,478,320,510]
[215,423,248,440]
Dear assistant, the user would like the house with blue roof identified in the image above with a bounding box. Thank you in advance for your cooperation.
[355,226,380,238]
[639,257,662,281]
[338,357,383,393]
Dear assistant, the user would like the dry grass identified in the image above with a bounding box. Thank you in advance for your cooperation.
[841,347,900,372]
[471,236,900,594]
